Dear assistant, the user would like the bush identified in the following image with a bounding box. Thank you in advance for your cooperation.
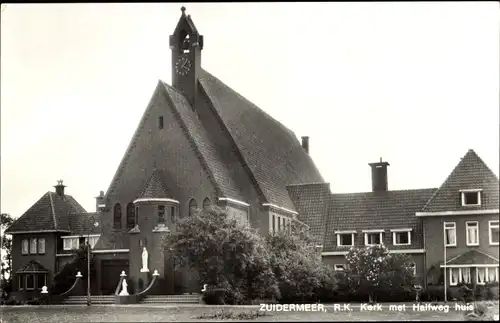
[165,207,279,305]
[4,296,21,305]
[265,226,336,304]
[420,285,453,302]
[459,283,475,303]
[487,283,499,300]
[52,245,95,295]
[202,288,227,305]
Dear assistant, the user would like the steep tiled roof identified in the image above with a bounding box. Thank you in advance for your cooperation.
[5,192,87,234]
[60,212,102,236]
[287,183,332,244]
[162,84,245,200]
[137,168,171,199]
[323,189,436,251]
[93,223,129,250]
[198,70,325,210]
[16,260,49,273]
[444,250,498,265]
[422,149,499,212]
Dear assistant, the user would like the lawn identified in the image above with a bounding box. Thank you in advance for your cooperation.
[0,302,497,322]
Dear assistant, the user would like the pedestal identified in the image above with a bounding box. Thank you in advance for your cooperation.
[138,271,150,292]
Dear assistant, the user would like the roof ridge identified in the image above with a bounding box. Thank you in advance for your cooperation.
[286,182,330,187]
[48,192,57,230]
[331,187,437,196]
[160,82,226,198]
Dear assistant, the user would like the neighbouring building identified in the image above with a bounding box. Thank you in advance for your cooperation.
[5,7,499,299]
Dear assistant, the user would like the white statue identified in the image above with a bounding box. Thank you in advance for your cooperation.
[141,247,149,272]
[119,279,129,296]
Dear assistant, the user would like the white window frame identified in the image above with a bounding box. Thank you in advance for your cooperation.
[444,222,457,247]
[38,238,46,254]
[334,264,345,271]
[489,220,499,246]
[29,238,37,254]
[391,228,412,246]
[21,239,29,255]
[476,267,499,285]
[84,235,100,249]
[465,221,479,246]
[460,189,482,207]
[18,274,24,290]
[336,231,355,247]
[450,267,461,286]
[364,230,383,246]
[63,237,79,251]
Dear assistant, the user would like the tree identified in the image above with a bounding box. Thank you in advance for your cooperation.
[339,245,415,302]
[164,206,279,304]
[265,223,336,303]
[1,213,14,293]
[52,244,96,295]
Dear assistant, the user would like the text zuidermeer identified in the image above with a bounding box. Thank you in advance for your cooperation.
[260,304,326,312]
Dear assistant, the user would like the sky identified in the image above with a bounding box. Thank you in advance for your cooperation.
[1,2,499,219]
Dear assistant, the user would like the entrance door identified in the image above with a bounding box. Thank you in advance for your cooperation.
[101,259,129,295]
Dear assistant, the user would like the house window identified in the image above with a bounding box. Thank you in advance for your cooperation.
[444,222,456,247]
[18,274,25,290]
[85,236,99,249]
[477,267,499,284]
[364,231,383,246]
[489,220,499,245]
[26,274,35,290]
[30,238,37,254]
[203,197,211,210]
[36,273,47,289]
[449,267,472,286]
[63,237,79,250]
[38,238,46,254]
[466,221,479,246]
[392,229,411,246]
[21,239,29,255]
[158,116,164,129]
[334,264,345,271]
[188,199,197,217]
[461,189,481,206]
[126,202,135,230]
[170,206,176,223]
[158,205,165,223]
[272,214,275,233]
[113,203,122,229]
[336,233,354,247]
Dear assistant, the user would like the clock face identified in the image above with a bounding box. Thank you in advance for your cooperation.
[175,56,192,76]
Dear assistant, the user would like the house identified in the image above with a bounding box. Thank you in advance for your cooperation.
[5,7,499,299]
[288,149,499,286]
[5,181,101,300]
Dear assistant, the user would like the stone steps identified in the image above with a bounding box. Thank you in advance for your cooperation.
[61,295,115,305]
[140,294,200,304]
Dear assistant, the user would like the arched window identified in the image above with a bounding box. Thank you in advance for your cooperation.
[113,203,122,229]
[203,197,211,210]
[126,203,135,229]
[188,199,197,217]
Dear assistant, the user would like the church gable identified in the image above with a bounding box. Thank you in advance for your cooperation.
[103,82,218,228]
[422,149,499,213]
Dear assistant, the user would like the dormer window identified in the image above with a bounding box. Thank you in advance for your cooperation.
[460,189,482,206]
[363,229,384,246]
[158,116,164,129]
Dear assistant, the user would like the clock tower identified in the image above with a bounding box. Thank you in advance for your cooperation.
[169,6,203,107]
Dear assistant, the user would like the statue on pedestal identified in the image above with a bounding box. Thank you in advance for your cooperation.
[141,246,149,272]
[119,279,129,296]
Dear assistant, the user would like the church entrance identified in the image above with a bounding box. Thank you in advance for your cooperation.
[101,259,129,295]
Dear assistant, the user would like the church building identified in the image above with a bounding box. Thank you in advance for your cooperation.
[6,7,498,300]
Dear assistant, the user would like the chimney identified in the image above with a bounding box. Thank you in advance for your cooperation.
[95,190,105,212]
[54,180,66,196]
[368,158,390,192]
[301,136,309,154]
